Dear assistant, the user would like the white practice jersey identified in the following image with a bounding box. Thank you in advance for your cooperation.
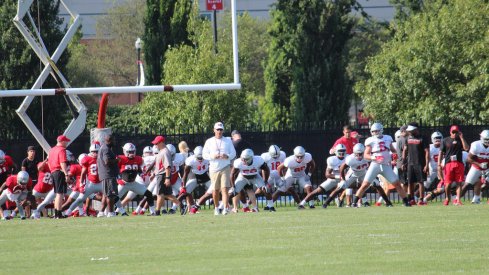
[469,141,489,169]
[326,155,346,177]
[261,151,286,171]
[170,153,186,175]
[344,155,369,176]
[365,135,394,165]
[284,153,313,178]
[233,156,265,177]
[185,155,209,175]
[429,144,441,172]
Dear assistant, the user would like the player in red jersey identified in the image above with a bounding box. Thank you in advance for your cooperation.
[0,171,32,220]
[0,150,16,184]
[115,143,156,215]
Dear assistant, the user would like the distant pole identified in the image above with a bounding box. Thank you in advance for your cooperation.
[213,10,218,54]
[135,37,142,101]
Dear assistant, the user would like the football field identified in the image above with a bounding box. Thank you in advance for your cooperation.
[3,203,489,274]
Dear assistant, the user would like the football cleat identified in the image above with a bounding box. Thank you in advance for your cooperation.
[132,211,139,216]
[386,203,393,207]
[269,207,276,212]
[189,207,198,214]
[180,205,187,215]
[251,208,259,213]
[297,205,305,210]
[168,209,176,214]
[162,209,168,215]
[453,199,463,206]
[242,207,251,213]
[20,216,26,220]
[375,202,382,207]
[409,200,416,206]
[214,208,220,216]
[322,203,328,209]
[471,198,481,204]
[263,206,270,211]
[309,204,316,209]
[443,200,449,206]
[417,201,427,206]
[121,212,129,216]
[222,208,229,215]
[363,201,371,207]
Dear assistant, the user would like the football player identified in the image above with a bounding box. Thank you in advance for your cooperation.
[31,160,53,218]
[272,146,315,209]
[0,171,31,220]
[115,143,155,215]
[0,150,16,184]
[126,146,155,215]
[181,146,212,214]
[259,145,286,211]
[229,149,270,213]
[460,130,489,204]
[298,144,347,209]
[353,123,411,207]
[166,144,187,214]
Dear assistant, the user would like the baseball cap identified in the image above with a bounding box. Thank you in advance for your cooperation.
[57,135,70,142]
[400,125,407,131]
[27,146,36,151]
[231,130,240,136]
[450,125,460,133]
[406,122,418,132]
[214,122,224,130]
[151,135,166,145]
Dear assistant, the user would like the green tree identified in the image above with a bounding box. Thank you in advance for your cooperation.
[139,7,269,130]
[263,0,357,128]
[356,0,489,125]
[143,0,192,85]
[0,1,73,138]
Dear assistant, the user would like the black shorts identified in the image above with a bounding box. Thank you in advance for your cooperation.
[102,178,119,197]
[407,165,424,184]
[52,170,67,194]
[157,175,173,196]
[196,173,211,185]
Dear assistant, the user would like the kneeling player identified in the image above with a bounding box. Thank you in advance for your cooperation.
[259,145,286,211]
[0,171,31,220]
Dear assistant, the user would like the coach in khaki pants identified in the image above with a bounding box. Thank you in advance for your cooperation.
[203,122,236,215]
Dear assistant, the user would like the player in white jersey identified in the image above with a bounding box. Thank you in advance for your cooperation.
[258,145,286,211]
[298,144,347,209]
[129,146,157,215]
[353,123,411,207]
[180,146,212,214]
[229,149,270,213]
[272,146,315,209]
[165,144,187,214]
[322,143,392,208]
[460,130,489,204]
[423,131,443,191]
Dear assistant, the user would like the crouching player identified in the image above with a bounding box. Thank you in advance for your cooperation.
[259,145,286,212]
[230,149,270,213]
[0,171,31,220]
[297,144,347,209]
[115,143,155,215]
[460,130,489,204]
[181,146,212,214]
[272,146,315,209]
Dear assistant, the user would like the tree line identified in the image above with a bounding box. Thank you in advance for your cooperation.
[0,0,487,139]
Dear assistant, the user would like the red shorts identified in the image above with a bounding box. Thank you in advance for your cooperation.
[443,161,464,184]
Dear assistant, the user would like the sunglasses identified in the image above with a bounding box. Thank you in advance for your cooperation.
[215,129,223,131]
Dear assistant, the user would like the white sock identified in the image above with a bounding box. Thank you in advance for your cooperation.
[242,203,249,208]
[377,197,384,203]
[267,200,273,207]
[300,200,306,206]
[142,208,147,212]
[78,206,85,215]
[135,206,141,212]
[171,203,178,210]
[218,201,223,209]
[149,206,155,214]
[118,207,127,214]
[3,210,10,217]
[473,195,480,201]
[11,211,16,217]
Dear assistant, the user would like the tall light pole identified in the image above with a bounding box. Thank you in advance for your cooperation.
[135,37,142,102]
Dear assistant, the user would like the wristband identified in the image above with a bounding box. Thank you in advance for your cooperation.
[165,176,171,179]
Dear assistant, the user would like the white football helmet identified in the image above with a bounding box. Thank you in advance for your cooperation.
[335,144,347,158]
[89,143,100,153]
[0,150,5,164]
[17,171,29,185]
[152,145,160,154]
[293,146,306,163]
[353,143,365,160]
[240,149,254,165]
[431,131,443,144]
[394,130,402,142]
[143,146,153,156]
[66,150,75,162]
[166,144,176,160]
[194,146,203,160]
[123,143,136,158]
[269,145,280,159]
[481,130,489,146]
[78,153,87,165]
[370,123,383,137]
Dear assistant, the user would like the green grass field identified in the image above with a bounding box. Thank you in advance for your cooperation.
[3,202,489,274]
